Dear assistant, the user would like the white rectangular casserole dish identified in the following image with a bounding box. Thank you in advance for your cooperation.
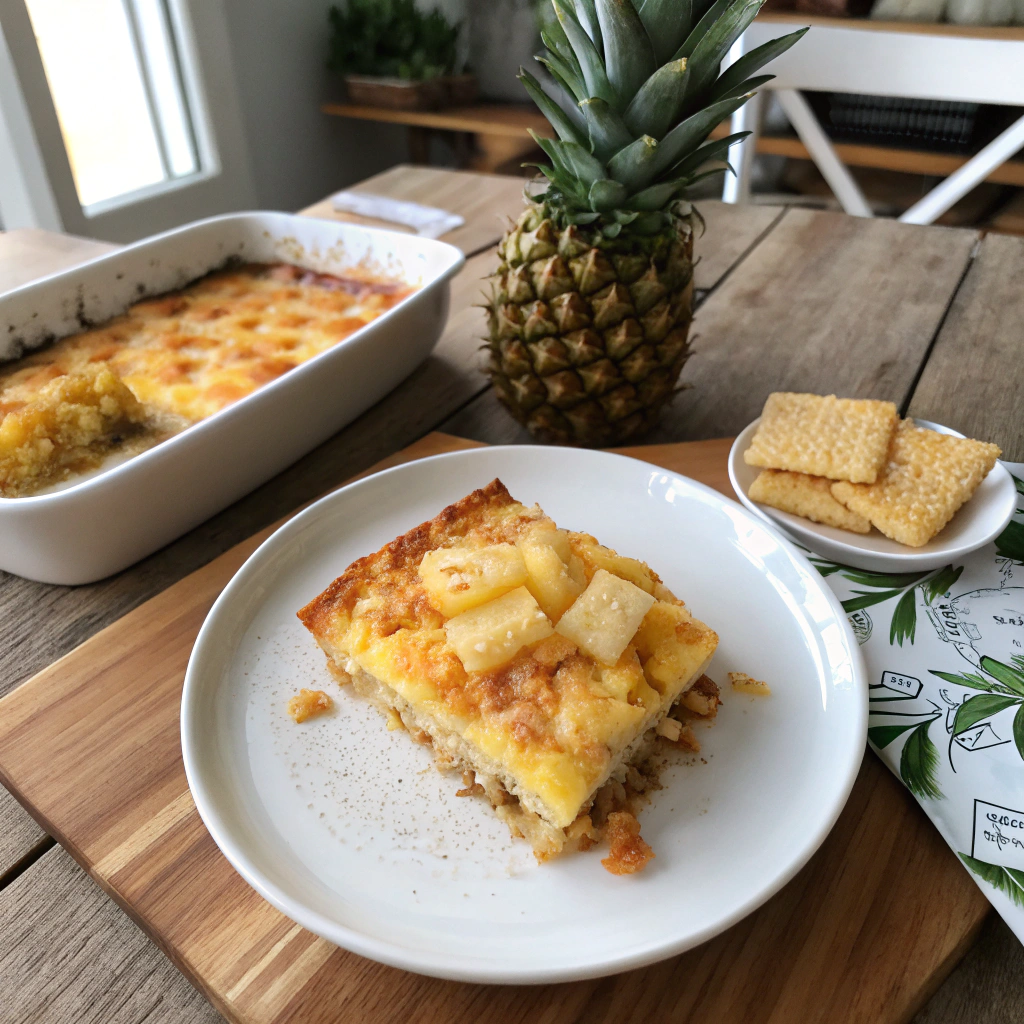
[0,211,464,585]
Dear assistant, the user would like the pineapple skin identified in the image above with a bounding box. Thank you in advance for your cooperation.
[485,201,695,448]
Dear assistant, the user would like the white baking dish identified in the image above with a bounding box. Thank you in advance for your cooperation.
[0,212,464,584]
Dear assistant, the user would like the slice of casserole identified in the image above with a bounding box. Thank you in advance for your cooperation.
[297,480,719,872]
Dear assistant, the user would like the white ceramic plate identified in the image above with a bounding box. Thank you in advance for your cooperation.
[181,446,867,984]
[729,418,1017,574]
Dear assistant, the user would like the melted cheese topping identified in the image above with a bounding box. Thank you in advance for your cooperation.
[299,480,719,829]
[0,264,412,495]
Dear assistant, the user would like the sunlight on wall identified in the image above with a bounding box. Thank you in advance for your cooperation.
[26,0,166,206]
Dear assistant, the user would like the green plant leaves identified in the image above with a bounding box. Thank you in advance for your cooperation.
[572,0,604,52]
[900,720,942,800]
[681,0,763,107]
[555,1,617,106]
[1014,705,1024,761]
[636,0,692,63]
[931,669,1015,694]
[626,179,687,211]
[709,73,774,103]
[889,587,918,647]
[588,178,630,211]
[623,59,689,139]
[952,693,1020,736]
[673,0,732,60]
[869,721,921,749]
[922,565,964,603]
[979,656,1024,697]
[327,0,460,79]
[580,97,634,161]
[668,131,749,179]
[519,70,587,146]
[707,28,808,101]
[595,0,657,108]
[840,567,932,589]
[959,853,1024,907]
[996,519,1024,564]
[647,92,749,178]
[537,53,589,104]
[607,135,660,190]
[842,588,907,613]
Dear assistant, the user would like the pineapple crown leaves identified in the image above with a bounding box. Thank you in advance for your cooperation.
[521,0,807,227]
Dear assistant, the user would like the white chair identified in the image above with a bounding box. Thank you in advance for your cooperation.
[722,17,1024,224]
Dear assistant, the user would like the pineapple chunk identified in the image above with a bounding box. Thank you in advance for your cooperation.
[635,601,707,693]
[571,535,657,594]
[445,586,553,672]
[419,543,527,617]
[591,651,662,710]
[555,568,656,666]
[517,524,585,621]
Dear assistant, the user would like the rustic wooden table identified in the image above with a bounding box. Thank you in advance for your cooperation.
[0,165,1021,1024]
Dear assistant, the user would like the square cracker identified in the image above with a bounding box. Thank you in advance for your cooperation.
[749,470,871,533]
[831,422,1001,547]
[744,393,898,483]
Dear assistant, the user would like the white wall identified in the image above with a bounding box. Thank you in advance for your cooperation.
[221,0,408,211]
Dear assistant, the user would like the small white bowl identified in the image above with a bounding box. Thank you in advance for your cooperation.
[729,418,1017,573]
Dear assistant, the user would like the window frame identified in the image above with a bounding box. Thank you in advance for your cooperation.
[0,0,255,241]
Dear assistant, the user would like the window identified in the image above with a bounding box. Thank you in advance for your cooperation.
[0,0,254,241]
[25,0,199,211]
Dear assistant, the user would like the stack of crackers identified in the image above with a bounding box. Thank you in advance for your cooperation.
[744,393,1001,547]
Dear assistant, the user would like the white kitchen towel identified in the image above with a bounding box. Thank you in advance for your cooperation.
[330,191,464,239]
[810,461,1024,942]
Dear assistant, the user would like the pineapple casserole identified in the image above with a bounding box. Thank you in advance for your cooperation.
[745,392,1000,547]
[298,480,720,874]
[0,263,410,497]
[484,0,807,447]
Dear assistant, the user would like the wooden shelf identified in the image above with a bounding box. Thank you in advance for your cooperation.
[754,132,1024,187]
[323,101,1024,187]
[321,102,552,139]
[758,11,1024,41]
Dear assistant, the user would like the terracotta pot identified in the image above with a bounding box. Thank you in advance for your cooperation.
[343,74,445,110]
[441,73,479,106]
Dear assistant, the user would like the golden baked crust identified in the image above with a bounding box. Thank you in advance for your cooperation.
[0,263,411,496]
[297,479,719,860]
[0,366,147,496]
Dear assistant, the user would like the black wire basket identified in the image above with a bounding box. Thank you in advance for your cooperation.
[809,92,981,154]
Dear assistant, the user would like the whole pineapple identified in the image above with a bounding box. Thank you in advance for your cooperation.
[485,0,805,446]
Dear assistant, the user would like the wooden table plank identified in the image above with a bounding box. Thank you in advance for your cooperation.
[694,201,785,294]
[0,230,116,295]
[0,787,48,883]
[0,845,222,1024]
[0,432,989,1024]
[914,914,1024,1024]
[649,209,979,443]
[906,233,1024,460]
[300,163,527,256]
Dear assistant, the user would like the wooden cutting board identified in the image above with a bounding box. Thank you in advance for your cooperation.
[0,432,988,1024]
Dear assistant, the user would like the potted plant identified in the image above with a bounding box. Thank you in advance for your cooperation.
[483,0,806,446]
[327,0,476,110]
